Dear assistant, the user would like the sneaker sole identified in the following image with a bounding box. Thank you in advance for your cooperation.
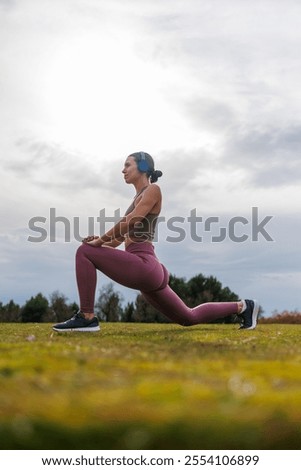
[52,326,100,332]
[244,299,259,330]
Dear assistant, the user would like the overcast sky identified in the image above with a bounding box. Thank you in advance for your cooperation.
[1,0,301,316]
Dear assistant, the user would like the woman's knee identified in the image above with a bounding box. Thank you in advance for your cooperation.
[76,244,84,256]
[76,243,91,259]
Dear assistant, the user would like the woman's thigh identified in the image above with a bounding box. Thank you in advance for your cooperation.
[77,244,166,292]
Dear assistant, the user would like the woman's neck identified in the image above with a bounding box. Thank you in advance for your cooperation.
[134,180,150,195]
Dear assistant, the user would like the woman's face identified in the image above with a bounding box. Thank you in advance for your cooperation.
[122,156,141,184]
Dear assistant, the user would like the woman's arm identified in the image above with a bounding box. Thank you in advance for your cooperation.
[86,185,161,247]
[102,236,125,248]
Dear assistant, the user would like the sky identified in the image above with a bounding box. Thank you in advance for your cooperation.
[1,0,301,316]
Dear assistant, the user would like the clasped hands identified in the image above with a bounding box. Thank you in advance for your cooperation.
[81,235,103,247]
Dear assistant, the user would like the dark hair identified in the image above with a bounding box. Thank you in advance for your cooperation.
[130,151,163,183]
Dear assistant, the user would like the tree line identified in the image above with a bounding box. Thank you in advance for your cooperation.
[0,273,244,324]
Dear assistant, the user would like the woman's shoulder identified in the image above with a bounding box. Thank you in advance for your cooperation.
[144,184,162,201]
[146,183,161,194]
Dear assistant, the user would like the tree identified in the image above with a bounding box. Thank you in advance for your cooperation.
[21,293,49,323]
[49,290,77,323]
[130,294,171,323]
[121,301,135,322]
[168,274,189,302]
[95,283,124,322]
[0,300,21,322]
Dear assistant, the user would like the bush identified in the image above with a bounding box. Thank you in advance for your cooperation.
[260,310,301,324]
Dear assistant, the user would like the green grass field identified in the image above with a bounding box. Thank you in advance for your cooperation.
[1,322,301,450]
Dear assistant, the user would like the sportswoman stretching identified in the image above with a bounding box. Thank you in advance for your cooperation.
[53,152,259,332]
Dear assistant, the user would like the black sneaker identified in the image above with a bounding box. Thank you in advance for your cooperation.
[52,311,100,332]
[239,299,259,330]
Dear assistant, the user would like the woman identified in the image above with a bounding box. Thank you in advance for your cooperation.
[53,152,259,332]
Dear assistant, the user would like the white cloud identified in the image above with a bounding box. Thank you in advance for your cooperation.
[223,124,301,187]
[5,138,107,190]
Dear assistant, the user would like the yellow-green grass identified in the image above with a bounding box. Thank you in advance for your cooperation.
[0,323,301,449]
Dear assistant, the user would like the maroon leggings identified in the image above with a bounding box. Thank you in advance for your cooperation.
[76,241,238,326]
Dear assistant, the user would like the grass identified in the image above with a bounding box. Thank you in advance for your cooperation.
[0,322,301,449]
